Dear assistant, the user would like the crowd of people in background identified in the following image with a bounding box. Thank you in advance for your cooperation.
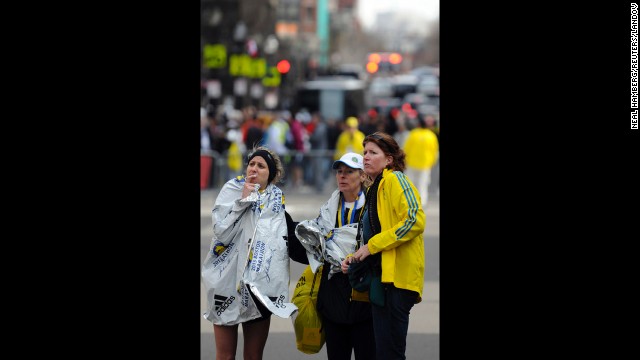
[200,103,440,197]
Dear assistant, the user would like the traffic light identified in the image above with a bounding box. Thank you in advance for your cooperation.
[366,61,379,74]
[277,59,291,74]
[366,52,403,74]
[388,53,403,65]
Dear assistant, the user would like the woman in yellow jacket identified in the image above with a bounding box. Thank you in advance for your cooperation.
[343,131,425,360]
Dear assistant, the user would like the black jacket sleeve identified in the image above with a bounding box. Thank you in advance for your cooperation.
[285,210,309,264]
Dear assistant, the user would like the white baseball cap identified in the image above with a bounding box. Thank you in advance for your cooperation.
[333,152,364,170]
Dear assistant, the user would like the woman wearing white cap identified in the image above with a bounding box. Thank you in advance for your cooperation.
[292,152,376,359]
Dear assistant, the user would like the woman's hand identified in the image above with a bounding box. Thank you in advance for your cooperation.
[353,244,371,262]
[242,174,259,198]
[341,255,356,274]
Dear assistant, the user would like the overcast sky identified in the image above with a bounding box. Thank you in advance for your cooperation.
[356,0,439,29]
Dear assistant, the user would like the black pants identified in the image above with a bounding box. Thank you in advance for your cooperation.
[371,285,418,360]
[322,316,376,360]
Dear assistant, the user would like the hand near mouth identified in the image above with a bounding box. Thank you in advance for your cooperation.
[242,174,260,198]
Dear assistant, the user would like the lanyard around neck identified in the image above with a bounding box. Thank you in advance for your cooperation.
[339,190,363,227]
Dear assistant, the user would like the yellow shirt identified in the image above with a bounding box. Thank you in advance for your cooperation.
[404,128,439,170]
[367,169,426,302]
[334,130,365,160]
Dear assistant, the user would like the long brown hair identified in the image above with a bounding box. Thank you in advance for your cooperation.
[363,131,406,172]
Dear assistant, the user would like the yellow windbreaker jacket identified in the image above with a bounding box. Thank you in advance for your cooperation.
[404,128,439,170]
[366,168,426,302]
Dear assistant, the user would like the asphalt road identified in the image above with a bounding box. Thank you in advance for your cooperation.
[200,184,439,359]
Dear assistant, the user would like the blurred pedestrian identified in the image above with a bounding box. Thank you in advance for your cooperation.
[403,116,439,207]
[224,118,245,180]
[423,114,440,197]
[334,116,365,161]
[308,112,329,193]
[359,112,378,136]
[424,113,439,142]
[201,146,297,360]
[392,115,410,149]
[201,107,215,189]
[342,132,425,360]
[241,110,265,154]
[201,107,213,152]
[293,152,376,360]
[326,118,342,154]
[287,111,306,188]
[264,112,289,158]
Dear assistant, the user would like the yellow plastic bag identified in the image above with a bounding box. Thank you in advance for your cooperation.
[291,265,325,354]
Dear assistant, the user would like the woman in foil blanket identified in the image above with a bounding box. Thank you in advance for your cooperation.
[202,146,297,360]
[294,152,376,359]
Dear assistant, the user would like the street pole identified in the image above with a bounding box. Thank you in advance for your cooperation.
[317,0,329,69]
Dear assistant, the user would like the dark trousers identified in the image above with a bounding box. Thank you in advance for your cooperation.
[371,285,418,360]
[322,316,376,360]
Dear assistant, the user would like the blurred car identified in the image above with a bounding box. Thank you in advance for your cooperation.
[366,76,394,108]
[410,66,439,79]
[417,96,440,117]
[369,77,393,97]
[417,74,439,97]
[336,63,369,82]
[373,97,402,117]
[402,92,432,110]
[391,74,420,99]
[295,77,367,121]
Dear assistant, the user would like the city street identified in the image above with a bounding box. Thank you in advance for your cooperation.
[200,185,439,359]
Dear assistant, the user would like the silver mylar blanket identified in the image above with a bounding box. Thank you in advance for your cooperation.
[202,177,297,325]
[294,189,360,278]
